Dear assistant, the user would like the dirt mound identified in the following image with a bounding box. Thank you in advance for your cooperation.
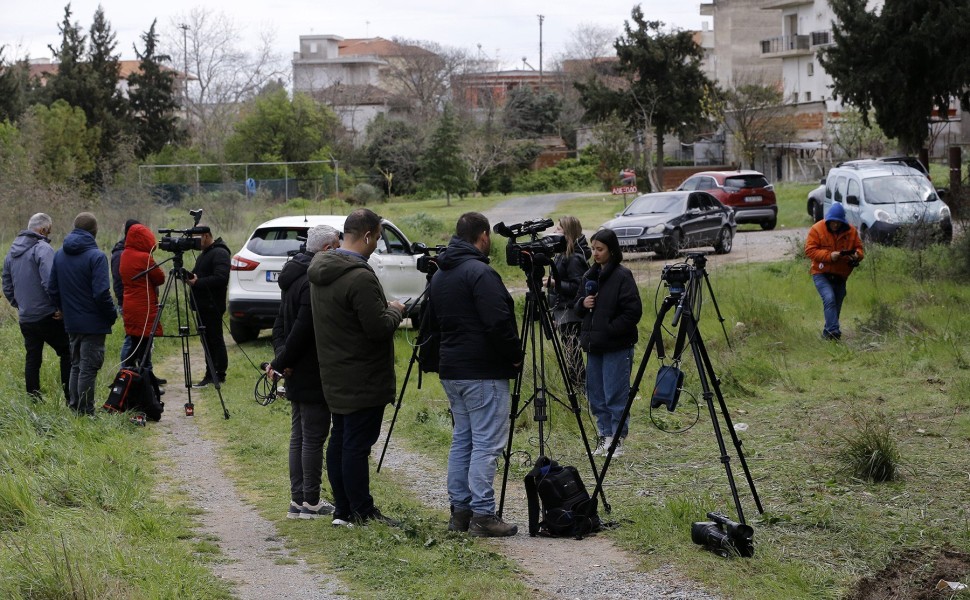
[846,548,970,600]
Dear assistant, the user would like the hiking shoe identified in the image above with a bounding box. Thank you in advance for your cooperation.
[468,514,518,537]
[300,499,336,519]
[287,500,302,519]
[448,507,472,532]
[354,507,401,527]
[611,437,625,458]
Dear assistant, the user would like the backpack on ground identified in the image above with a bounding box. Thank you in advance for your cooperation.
[104,366,164,421]
[524,456,601,539]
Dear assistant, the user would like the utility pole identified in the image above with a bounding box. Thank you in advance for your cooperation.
[178,23,189,110]
[537,14,544,88]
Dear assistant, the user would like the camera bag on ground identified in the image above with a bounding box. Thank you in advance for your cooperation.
[524,456,601,539]
[104,366,164,421]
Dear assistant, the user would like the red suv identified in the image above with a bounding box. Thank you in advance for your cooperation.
[676,170,778,230]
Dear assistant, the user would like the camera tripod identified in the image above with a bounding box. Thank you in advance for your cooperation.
[134,250,230,420]
[497,254,606,518]
[590,253,761,522]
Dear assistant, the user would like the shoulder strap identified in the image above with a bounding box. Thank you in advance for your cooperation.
[524,464,542,536]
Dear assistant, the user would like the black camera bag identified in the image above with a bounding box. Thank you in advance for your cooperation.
[524,456,600,539]
[104,366,164,421]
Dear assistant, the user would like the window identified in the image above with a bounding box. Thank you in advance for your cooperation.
[696,177,715,191]
[834,176,847,203]
[680,177,699,191]
[805,91,812,102]
[309,42,318,54]
[807,62,814,76]
[246,227,307,257]
[378,225,409,255]
[847,179,860,202]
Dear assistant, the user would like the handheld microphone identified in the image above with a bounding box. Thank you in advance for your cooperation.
[585,280,598,311]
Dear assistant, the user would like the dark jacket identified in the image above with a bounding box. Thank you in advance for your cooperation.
[428,237,522,380]
[549,246,588,326]
[271,252,325,404]
[307,249,403,414]
[574,261,642,353]
[50,228,117,335]
[3,230,58,323]
[191,237,231,313]
[110,237,125,308]
[119,224,165,338]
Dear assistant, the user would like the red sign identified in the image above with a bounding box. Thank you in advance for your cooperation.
[612,185,638,195]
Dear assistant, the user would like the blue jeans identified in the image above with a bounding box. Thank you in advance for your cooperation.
[68,333,107,414]
[442,379,510,516]
[586,347,634,438]
[813,274,847,338]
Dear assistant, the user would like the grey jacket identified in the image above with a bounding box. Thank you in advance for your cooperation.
[2,230,58,323]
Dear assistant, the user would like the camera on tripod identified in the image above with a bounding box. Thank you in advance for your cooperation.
[410,242,447,276]
[691,511,754,557]
[158,209,207,254]
[492,219,566,267]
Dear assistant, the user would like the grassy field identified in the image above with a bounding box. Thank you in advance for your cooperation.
[2,189,970,598]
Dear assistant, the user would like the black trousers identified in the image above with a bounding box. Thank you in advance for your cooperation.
[290,401,332,505]
[196,308,228,380]
[20,314,71,401]
[326,405,385,520]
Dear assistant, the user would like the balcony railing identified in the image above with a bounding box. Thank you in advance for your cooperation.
[760,34,811,55]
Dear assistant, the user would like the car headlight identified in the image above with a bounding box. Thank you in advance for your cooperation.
[873,209,896,223]
[941,205,951,220]
[645,224,666,234]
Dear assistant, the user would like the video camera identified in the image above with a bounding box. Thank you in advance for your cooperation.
[411,242,447,276]
[492,219,566,268]
[660,252,708,296]
[691,511,754,558]
[158,209,206,253]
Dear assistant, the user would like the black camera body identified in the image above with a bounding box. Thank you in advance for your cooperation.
[158,233,203,253]
[492,219,565,268]
[411,242,447,276]
[691,511,754,557]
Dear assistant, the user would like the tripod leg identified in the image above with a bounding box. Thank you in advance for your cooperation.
[378,343,419,472]
[185,283,230,419]
[497,293,533,519]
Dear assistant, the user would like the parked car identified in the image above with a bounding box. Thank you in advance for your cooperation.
[600,191,737,259]
[805,161,951,245]
[227,215,427,343]
[808,157,934,222]
[676,170,778,230]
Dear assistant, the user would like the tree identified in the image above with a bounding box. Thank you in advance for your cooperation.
[386,38,469,126]
[0,48,29,123]
[584,114,633,190]
[826,107,892,158]
[421,106,469,205]
[19,100,100,185]
[224,89,340,178]
[364,114,424,197]
[820,0,970,153]
[578,8,712,190]
[128,20,181,159]
[716,75,794,169]
[168,8,289,157]
[503,86,563,139]
[46,5,93,115]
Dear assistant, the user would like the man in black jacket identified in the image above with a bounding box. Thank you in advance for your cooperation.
[427,212,522,537]
[188,226,230,386]
[269,224,341,519]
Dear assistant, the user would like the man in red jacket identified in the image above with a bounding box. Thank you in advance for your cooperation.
[805,203,864,340]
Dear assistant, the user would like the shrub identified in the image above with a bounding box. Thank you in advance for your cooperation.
[837,412,902,482]
[348,183,384,206]
[395,212,449,245]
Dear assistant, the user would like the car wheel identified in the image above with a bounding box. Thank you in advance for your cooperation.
[813,201,824,223]
[658,230,681,259]
[860,225,871,243]
[713,226,733,254]
[940,220,953,244]
[229,319,260,344]
[760,217,777,231]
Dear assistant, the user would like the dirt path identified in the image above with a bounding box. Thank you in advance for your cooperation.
[153,380,348,600]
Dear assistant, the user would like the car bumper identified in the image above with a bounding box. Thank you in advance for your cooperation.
[228,299,280,329]
[868,220,950,244]
[731,205,778,223]
[617,234,666,252]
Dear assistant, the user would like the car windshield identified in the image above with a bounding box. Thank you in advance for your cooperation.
[624,194,686,215]
[723,175,768,191]
[245,227,308,256]
[862,175,935,205]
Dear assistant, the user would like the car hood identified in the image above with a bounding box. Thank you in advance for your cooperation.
[602,214,672,229]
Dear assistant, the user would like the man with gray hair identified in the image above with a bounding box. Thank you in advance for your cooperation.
[269,224,341,519]
[3,213,71,402]
[50,212,117,415]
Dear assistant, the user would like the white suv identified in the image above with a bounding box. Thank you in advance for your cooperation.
[806,161,951,244]
[227,215,427,343]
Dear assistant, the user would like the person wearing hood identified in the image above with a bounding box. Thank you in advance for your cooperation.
[545,215,590,389]
[187,226,231,387]
[269,224,341,520]
[119,224,165,369]
[111,219,142,364]
[2,213,71,402]
[308,209,406,527]
[49,212,117,415]
[427,212,523,537]
[805,202,864,340]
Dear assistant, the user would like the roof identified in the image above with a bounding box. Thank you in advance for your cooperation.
[337,37,435,58]
[25,59,182,82]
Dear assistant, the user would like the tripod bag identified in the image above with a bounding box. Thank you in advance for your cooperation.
[104,366,164,421]
[524,456,600,539]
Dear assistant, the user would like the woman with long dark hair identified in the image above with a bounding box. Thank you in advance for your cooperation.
[547,215,589,388]
[575,228,642,457]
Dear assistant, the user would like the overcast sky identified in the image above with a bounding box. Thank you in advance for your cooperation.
[3,1,707,70]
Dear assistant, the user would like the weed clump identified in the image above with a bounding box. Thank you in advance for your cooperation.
[838,412,902,482]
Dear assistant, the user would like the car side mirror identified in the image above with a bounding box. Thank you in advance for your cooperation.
[936,187,948,201]
[820,177,826,185]
[846,195,860,206]
[687,208,701,215]
[410,241,428,254]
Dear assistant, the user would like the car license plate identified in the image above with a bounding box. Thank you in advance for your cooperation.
[744,195,762,203]
[266,271,280,282]
[618,238,637,246]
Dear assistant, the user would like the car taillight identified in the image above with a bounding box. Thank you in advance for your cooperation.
[231,255,259,271]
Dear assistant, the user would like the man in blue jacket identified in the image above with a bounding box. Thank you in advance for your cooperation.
[427,212,523,537]
[50,212,117,415]
[2,213,71,402]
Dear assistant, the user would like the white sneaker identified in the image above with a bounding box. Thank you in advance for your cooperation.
[611,437,625,458]
[332,516,354,528]
[593,435,612,456]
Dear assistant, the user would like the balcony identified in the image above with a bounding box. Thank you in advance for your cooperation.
[760,34,811,57]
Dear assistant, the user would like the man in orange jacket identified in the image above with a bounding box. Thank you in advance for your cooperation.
[805,203,864,340]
